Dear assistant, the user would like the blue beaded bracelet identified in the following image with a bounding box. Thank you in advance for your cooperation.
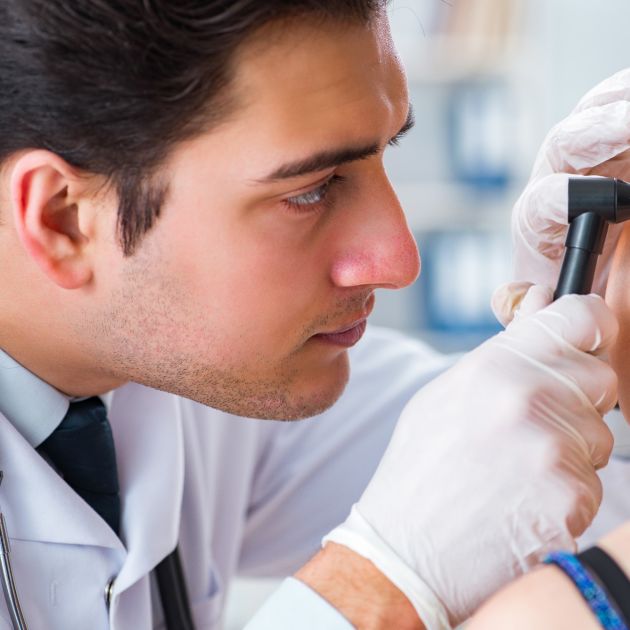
[544,551,629,630]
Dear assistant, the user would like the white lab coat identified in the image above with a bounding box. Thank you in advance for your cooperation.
[0,327,456,629]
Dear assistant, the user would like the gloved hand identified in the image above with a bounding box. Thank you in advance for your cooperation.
[324,288,618,629]
[493,68,630,326]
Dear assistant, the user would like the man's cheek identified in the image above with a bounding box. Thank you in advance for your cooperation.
[608,310,630,421]
[605,226,630,417]
[611,357,630,425]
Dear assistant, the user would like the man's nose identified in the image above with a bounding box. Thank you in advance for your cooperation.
[329,171,420,290]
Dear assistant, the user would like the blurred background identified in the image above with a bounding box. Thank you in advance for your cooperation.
[372,0,630,352]
[226,0,630,625]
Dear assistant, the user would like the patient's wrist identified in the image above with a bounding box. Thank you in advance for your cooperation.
[295,542,424,630]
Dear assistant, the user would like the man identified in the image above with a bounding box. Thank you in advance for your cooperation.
[0,1,619,629]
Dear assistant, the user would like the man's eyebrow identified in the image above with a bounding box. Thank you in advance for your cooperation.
[256,104,415,183]
[257,144,380,183]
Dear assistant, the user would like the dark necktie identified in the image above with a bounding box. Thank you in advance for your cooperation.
[37,396,121,536]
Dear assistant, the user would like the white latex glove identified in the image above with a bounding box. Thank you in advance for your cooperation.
[495,68,630,326]
[324,288,618,629]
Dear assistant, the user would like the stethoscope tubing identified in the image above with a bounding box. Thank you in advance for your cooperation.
[0,511,28,630]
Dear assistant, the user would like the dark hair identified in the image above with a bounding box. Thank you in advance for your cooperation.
[0,0,384,255]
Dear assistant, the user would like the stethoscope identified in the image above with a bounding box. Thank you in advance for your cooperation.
[0,472,27,630]
[0,470,196,630]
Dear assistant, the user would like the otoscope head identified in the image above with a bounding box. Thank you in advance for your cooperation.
[555,177,630,299]
[569,177,630,224]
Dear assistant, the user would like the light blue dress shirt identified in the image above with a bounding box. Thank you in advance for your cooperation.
[246,578,353,629]
[0,348,70,447]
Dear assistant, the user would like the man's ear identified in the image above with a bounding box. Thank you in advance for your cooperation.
[10,150,94,289]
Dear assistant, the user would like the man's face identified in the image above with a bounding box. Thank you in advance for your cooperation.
[90,15,419,419]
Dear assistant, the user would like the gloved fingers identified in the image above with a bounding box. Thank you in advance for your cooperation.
[536,430,605,529]
[563,473,604,538]
[531,294,619,355]
[585,147,630,180]
[557,350,618,417]
[516,429,602,537]
[498,293,619,414]
[572,68,630,114]
[495,337,618,438]
[546,375,616,465]
[576,407,615,469]
[585,356,619,414]
[530,100,630,178]
[491,281,532,326]
[514,284,554,318]
[512,173,570,261]
[491,283,553,326]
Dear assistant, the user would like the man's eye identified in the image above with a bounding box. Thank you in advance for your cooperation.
[283,175,346,215]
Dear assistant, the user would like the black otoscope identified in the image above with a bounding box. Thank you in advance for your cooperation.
[554,177,630,298]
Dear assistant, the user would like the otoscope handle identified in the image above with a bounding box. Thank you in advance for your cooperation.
[553,212,609,299]
[554,247,600,299]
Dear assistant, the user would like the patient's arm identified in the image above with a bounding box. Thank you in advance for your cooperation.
[467,565,601,629]
[468,521,630,630]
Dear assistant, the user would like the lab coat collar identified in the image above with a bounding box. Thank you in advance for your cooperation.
[0,408,124,550]
[108,383,185,596]
[0,382,185,599]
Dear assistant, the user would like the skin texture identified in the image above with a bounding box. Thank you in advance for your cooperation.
[296,543,423,630]
[0,15,419,421]
[467,565,602,630]
[0,13,423,629]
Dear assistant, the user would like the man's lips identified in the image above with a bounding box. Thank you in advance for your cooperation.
[313,319,368,348]
[311,294,375,348]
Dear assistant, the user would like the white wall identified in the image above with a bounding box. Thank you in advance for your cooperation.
[526,0,630,129]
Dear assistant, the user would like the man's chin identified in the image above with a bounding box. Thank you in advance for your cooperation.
[222,354,351,421]
[246,363,350,421]
[272,385,346,421]
[147,350,351,421]
[286,352,351,420]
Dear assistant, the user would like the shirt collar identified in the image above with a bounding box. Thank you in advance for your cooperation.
[0,349,70,447]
